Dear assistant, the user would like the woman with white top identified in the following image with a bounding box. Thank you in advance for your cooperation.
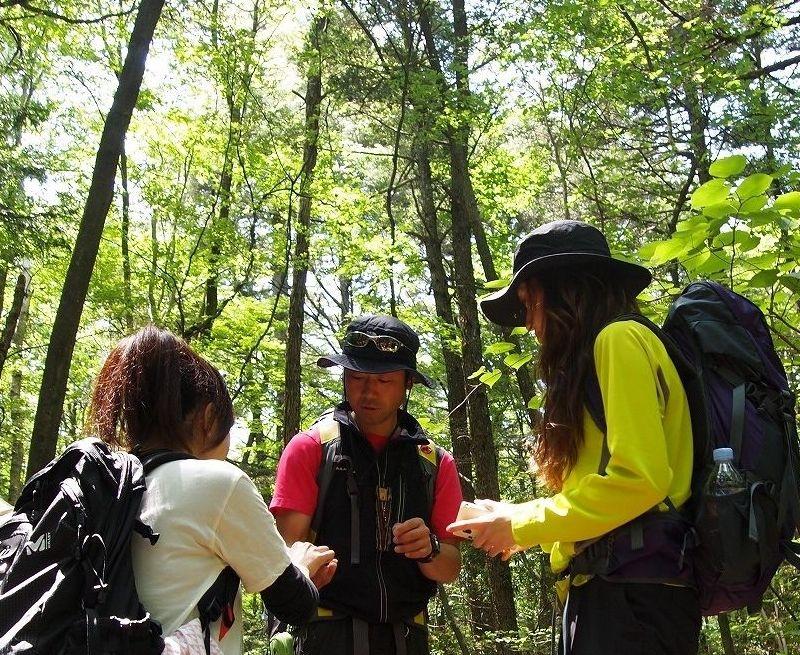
[89,325,335,655]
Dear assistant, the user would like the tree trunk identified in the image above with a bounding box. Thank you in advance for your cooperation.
[415,140,492,643]
[718,613,737,655]
[339,276,352,322]
[0,271,29,380]
[120,140,134,332]
[27,0,165,479]
[0,263,7,318]
[7,267,31,501]
[281,13,327,445]
[445,0,521,645]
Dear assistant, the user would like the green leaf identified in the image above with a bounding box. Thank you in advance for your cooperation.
[484,341,516,355]
[780,273,800,295]
[748,270,778,288]
[739,195,767,213]
[510,326,529,336]
[527,395,542,410]
[504,352,533,369]
[479,370,503,388]
[774,191,800,213]
[638,241,659,260]
[649,238,692,265]
[483,277,511,290]
[691,179,729,209]
[709,155,747,178]
[467,365,486,380]
[737,233,761,251]
[692,251,729,275]
[748,208,780,227]
[702,201,737,220]
[735,174,772,200]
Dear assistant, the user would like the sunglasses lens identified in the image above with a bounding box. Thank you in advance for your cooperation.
[374,336,401,352]
[345,332,370,347]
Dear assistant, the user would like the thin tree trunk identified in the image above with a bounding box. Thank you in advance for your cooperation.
[0,272,29,380]
[282,12,327,445]
[8,268,31,501]
[0,263,7,318]
[717,613,736,655]
[419,1,519,645]
[339,276,351,322]
[415,140,489,643]
[120,140,134,332]
[27,0,165,479]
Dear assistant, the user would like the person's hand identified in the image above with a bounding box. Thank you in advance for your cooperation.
[392,517,433,560]
[447,499,519,559]
[289,541,336,581]
[310,557,338,589]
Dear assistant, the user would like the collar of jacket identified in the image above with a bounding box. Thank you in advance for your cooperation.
[332,401,430,445]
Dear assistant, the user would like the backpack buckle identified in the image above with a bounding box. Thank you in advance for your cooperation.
[91,581,108,605]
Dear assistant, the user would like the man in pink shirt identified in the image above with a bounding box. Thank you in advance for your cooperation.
[270,314,463,655]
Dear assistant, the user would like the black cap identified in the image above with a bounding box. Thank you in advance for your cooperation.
[317,314,433,388]
[480,220,652,327]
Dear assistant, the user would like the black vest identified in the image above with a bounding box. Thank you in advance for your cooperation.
[315,407,438,623]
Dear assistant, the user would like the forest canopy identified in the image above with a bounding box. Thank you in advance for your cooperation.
[1,0,799,653]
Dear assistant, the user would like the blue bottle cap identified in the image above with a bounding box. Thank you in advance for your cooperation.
[712,447,735,463]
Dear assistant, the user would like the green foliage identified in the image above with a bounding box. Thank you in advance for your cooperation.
[2,1,800,653]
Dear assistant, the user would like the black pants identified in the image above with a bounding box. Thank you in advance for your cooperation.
[295,618,429,655]
[559,578,701,655]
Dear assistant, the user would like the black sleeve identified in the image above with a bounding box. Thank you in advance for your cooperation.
[260,563,319,625]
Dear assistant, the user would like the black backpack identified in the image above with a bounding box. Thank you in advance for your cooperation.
[582,281,800,615]
[0,438,239,654]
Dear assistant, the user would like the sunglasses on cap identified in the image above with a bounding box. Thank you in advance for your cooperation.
[341,330,412,353]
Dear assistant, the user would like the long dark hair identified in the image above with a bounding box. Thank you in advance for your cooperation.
[526,266,640,491]
[89,325,234,454]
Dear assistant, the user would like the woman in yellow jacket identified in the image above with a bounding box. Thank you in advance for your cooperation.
[448,220,701,655]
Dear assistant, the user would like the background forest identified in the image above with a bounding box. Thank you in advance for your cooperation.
[1,0,799,653]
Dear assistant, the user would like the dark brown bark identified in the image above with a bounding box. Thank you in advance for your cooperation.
[0,271,29,380]
[414,141,473,491]
[281,14,327,445]
[422,0,519,645]
[0,263,7,318]
[415,141,493,640]
[339,276,352,322]
[27,0,165,479]
[718,613,737,655]
[8,268,31,501]
[683,80,710,184]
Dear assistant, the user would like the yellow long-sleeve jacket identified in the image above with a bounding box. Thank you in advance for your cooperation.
[511,319,694,574]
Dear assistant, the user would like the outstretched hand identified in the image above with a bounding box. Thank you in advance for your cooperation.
[289,541,336,586]
[447,499,520,560]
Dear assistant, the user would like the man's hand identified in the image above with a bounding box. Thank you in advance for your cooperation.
[392,517,433,559]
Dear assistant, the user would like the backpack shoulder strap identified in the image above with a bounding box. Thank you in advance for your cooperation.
[416,441,441,521]
[585,313,697,475]
[137,449,197,475]
[310,417,341,542]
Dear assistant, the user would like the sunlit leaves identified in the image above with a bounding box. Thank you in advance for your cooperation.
[735,174,772,200]
[691,179,729,208]
[709,155,747,179]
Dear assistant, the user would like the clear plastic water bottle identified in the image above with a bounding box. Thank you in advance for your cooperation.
[707,447,747,496]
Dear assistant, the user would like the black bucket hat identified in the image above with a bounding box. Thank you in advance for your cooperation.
[480,220,652,327]
[317,314,433,388]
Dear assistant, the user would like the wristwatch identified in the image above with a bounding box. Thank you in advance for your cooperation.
[414,533,440,563]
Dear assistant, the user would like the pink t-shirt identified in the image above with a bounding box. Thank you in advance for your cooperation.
[270,427,463,541]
